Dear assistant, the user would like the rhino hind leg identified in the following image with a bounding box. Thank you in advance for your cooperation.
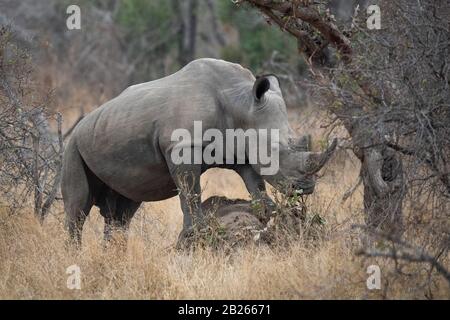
[98,189,141,245]
[61,139,94,247]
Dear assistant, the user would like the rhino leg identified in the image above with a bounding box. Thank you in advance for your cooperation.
[99,189,141,244]
[235,165,266,196]
[167,162,203,243]
[235,165,275,211]
[61,139,93,247]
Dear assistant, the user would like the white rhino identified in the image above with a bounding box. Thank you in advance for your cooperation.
[61,58,336,246]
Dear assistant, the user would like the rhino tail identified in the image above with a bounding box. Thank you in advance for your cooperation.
[61,136,93,246]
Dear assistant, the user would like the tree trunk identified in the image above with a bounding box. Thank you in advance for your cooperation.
[172,0,198,67]
[345,118,405,235]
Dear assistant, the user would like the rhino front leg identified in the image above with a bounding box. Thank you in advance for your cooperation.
[235,165,275,212]
[168,163,203,243]
[235,164,266,196]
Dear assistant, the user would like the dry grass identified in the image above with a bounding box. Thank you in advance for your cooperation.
[0,104,447,299]
[1,164,448,299]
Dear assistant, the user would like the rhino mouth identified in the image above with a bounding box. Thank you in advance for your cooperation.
[295,186,315,195]
[293,182,315,195]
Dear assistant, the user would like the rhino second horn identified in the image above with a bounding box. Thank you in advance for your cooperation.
[304,138,338,174]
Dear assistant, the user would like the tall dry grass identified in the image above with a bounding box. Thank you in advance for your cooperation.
[1,161,448,299]
[0,103,447,299]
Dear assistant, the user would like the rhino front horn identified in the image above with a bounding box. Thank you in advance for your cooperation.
[304,138,338,174]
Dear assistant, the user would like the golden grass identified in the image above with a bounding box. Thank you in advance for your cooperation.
[0,104,447,299]
[1,165,448,299]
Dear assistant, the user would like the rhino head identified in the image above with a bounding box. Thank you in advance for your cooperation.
[271,137,337,194]
[227,73,337,195]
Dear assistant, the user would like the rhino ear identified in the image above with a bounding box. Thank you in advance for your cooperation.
[253,76,271,102]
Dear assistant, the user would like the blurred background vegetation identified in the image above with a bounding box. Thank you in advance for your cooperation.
[114,0,300,74]
[0,0,363,117]
[0,0,311,113]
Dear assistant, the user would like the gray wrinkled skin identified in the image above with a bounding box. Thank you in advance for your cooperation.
[61,58,336,245]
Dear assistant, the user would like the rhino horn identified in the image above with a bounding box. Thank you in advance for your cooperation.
[304,138,338,174]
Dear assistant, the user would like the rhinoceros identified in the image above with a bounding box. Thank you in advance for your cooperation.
[61,58,336,246]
